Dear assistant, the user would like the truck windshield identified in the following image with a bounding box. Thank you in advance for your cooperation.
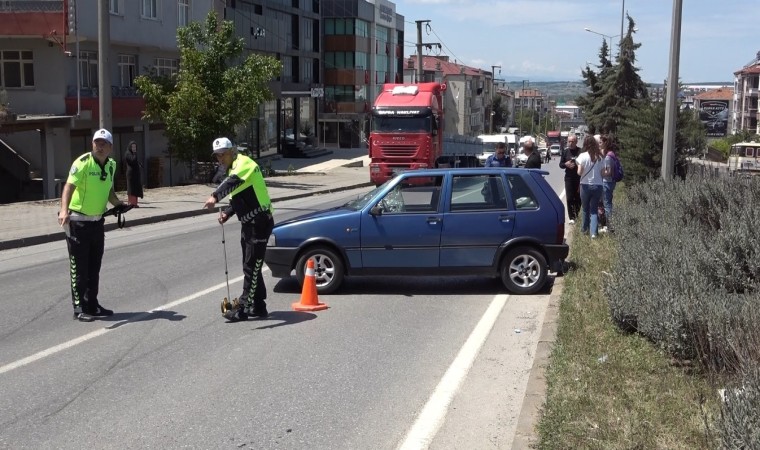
[372,115,431,133]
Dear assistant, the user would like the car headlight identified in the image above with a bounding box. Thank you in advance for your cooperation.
[267,234,276,247]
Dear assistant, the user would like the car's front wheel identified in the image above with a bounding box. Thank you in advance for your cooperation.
[295,246,345,294]
[500,247,547,295]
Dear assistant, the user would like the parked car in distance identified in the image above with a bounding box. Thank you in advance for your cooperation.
[265,168,569,295]
[515,147,529,167]
[549,144,561,156]
[539,147,548,160]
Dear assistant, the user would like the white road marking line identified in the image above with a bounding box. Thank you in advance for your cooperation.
[398,294,509,450]
[0,275,245,376]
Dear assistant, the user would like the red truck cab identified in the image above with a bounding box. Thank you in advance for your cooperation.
[368,83,445,185]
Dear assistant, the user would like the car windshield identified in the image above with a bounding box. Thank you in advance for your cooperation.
[343,182,390,210]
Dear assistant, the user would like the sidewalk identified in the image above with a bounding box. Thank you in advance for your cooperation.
[0,148,372,251]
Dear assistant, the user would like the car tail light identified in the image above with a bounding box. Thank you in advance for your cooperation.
[370,165,380,173]
[556,223,565,244]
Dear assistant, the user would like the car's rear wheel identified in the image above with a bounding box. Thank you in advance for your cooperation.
[500,247,547,295]
[295,246,345,294]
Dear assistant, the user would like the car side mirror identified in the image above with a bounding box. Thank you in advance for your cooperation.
[370,205,383,216]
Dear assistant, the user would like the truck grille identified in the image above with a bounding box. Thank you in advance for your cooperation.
[378,144,418,157]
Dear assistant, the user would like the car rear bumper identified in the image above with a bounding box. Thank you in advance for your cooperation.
[544,243,570,271]
[264,247,298,277]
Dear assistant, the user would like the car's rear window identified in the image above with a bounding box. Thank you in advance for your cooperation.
[450,174,507,211]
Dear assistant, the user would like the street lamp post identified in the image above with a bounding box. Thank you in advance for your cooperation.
[584,27,620,53]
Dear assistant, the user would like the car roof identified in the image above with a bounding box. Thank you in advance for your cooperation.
[396,167,549,177]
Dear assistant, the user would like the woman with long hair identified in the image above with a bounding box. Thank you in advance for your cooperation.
[575,136,604,237]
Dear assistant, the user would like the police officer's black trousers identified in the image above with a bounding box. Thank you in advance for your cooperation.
[240,215,274,310]
[65,219,105,313]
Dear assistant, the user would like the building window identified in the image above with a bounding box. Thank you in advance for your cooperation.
[142,0,160,19]
[302,59,312,84]
[79,51,98,88]
[178,0,190,27]
[1,50,34,88]
[119,54,136,87]
[155,58,178,77]
[110,0,123,14]
[356,20,369,38]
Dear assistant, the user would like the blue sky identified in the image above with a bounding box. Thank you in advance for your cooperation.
[395,0,757,83]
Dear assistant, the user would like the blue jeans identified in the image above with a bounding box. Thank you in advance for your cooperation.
[603,180,616,229]
[580,184,603,236]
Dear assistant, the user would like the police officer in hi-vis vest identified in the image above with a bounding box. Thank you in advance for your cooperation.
[203,137,274,322]
[59,128,126,322]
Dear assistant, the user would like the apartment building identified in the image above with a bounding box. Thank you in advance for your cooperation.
[403,55,487,137]
[224,0,321,157]
[0,0,219,202]
[0,0,327,202]
[732,51,760,135]
[319,0,404,148]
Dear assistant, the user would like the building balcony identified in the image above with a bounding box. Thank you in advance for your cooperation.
[747,88,759,97]
[65,85,145,121]
[0,2,66,37]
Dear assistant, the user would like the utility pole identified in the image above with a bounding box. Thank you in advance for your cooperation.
[97,0,112,130]
[415,20,439,83]
[661,0,682,180]
[518,80,528,136]
[490,65,501,133]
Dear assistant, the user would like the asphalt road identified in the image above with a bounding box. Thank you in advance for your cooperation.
[0,162,567,449]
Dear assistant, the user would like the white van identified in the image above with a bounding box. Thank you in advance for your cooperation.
[477,134,517,165]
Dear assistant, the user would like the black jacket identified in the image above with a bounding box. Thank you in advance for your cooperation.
[524,152,542,169]
[559,146,581,179]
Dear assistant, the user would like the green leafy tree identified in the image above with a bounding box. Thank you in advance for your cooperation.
[489,96,509,132]
[134,11,281,163]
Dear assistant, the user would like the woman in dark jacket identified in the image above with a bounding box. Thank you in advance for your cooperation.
[124,141,143,207]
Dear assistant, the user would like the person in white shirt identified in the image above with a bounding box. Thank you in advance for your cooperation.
[575,136,605,238]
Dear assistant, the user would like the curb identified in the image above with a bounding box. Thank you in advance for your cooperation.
[0,181,373,252]
[510,229,574,449]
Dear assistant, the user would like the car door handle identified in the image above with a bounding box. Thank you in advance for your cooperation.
[427,216,441,224]
[499,215,514,223]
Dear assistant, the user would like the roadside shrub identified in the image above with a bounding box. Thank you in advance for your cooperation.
[604,172,760,443]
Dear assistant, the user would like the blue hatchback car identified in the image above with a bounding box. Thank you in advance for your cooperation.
[265,168,569,295]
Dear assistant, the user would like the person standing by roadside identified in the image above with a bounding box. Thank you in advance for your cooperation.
[484,142,512,167]
[59,128,126,321]
[600,134,618,233]
[124,141,143,207]
[523,139,542,169]
[559,135,582,224]
[576,136,605,238]
[203,138,274,322]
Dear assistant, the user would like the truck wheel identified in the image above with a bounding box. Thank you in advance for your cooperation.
[296,246,345,294]
[500,247,547,295]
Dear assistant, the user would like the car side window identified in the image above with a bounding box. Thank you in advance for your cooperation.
[507,174,538,209]
[378,176,442,214]
[450,174,507,211]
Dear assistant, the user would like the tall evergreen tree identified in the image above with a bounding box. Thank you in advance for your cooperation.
[577,16,648,135]
[618,99,705,182]
[592,16,649,135]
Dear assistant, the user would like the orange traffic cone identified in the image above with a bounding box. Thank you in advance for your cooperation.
[291,258,329,311]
